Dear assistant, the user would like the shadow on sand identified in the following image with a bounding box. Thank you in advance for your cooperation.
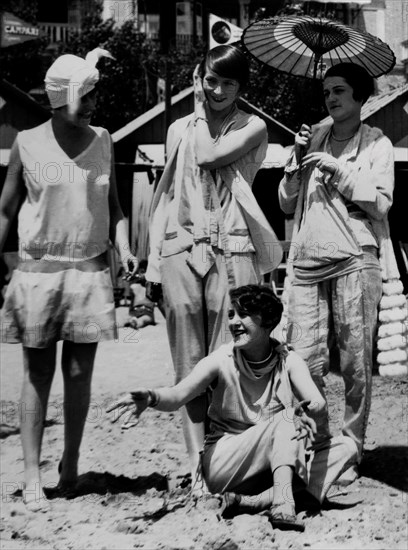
[360,446,408,491]
[43,470,168,500]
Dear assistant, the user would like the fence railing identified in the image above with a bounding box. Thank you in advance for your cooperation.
[38,22,76,43]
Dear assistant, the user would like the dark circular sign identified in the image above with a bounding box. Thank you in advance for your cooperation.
[211,21,232,44]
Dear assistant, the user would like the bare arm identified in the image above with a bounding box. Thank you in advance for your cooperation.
[194,115,267,170]
[153,354,220,410]
[0,140,25,253]
[108,137,138,277]
[285,351,326,442]
[107,354,220,426]
[286,351,325,414]
[192,65,267,170]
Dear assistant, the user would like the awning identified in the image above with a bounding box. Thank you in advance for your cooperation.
[261,144,292,169]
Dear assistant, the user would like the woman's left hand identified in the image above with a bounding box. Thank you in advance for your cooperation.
[292,400,316,443]
[121,254,138,280]
[301,152,338,177]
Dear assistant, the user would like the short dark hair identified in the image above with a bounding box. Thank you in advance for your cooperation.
[229,285,283,330]
[324,63,375,104]
[198,45,250,91]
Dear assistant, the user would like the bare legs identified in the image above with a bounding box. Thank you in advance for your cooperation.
[59,341,97,486]
[20,341,97,510]
[21,345,57,511]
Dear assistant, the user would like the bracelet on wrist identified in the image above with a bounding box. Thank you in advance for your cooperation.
[147,389,160,407]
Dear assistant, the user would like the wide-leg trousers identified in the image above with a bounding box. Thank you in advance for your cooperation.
[202,414,357,503]
[161,250,260,382]
[287,253,382,460]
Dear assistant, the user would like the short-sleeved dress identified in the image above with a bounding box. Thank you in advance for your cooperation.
[1,120,117,348]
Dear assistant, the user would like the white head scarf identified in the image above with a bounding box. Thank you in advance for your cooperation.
[44,47,114,109]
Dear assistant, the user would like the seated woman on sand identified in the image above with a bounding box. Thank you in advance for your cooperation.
[108,285,357,532]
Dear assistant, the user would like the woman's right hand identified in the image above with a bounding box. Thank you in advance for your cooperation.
[295,124,312,164]
[106,390,151,429]
[193,64,206,106]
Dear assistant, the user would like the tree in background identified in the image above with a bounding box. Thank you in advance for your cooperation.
[57,7,157,133]
[243,2,327,130]
[245,62,327,131]
[56,4,206,133]
[1,0,327,133]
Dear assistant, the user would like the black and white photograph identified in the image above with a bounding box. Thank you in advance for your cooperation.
[0,1,407,549]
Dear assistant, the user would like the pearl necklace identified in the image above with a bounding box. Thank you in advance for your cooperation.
[330,124,360,142]
[246,348,274,366]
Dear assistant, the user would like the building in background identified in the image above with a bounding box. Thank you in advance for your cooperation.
[30,0,408,84]
[37,0,138,43]
[303,0,408,83]
[356,0,408,81]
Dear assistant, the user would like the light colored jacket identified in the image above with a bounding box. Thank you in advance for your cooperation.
[279,121,407,375]
[279,121,399,280]
[146,111,282,283]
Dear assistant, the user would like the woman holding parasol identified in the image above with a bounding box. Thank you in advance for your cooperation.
[279,62,405,484]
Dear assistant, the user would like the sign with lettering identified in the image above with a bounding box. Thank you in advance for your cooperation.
[0,11,40,48]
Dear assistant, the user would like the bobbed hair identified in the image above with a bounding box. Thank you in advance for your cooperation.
[324,62,375,105]
[198,44,250,91]
[229,284,283,330]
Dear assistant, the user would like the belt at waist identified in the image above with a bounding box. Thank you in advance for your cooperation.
[292,246,379,285]
[15,252,109,273]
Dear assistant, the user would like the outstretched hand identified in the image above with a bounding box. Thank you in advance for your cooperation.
[292,400,317,443]
[106,389,151,430]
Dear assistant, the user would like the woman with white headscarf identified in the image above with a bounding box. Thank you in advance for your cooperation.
[0,49,137,512]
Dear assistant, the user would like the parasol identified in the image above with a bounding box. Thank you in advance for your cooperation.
[241,15,396,80]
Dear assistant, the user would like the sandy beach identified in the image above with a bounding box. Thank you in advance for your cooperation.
[1,306,407,550]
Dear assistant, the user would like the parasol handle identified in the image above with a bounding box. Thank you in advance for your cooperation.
[295,124,312,185]
[301,55,324,127]
[313,56,319,80]
[295,125,312,163]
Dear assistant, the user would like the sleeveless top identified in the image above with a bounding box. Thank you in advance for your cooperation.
[17,120,111,262]
[206,340,294,445]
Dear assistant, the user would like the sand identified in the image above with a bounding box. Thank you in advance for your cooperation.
[1,307,407,550]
